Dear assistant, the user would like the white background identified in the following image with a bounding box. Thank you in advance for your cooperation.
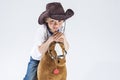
[0,0,120,80]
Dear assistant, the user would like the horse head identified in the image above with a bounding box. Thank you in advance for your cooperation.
[48,41,67,66]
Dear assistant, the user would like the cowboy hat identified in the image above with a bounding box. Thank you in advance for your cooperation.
[38,2,74,25]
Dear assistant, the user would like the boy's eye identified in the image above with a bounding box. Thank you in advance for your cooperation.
[50,20,54,22]
[58,20,64,22]
[58,20,62,22]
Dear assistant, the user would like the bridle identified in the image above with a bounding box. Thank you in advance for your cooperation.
[48,42,67,60]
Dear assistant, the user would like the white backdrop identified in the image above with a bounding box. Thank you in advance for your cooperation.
[0,0,120,80]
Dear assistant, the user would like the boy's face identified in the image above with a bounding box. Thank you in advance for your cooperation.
[46,18,64,33]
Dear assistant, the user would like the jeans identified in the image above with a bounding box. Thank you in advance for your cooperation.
[23,57,40,80]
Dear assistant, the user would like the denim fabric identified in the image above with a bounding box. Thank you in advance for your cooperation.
[23,57,40,80]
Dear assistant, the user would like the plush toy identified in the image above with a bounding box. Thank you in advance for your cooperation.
[37,41,67,80]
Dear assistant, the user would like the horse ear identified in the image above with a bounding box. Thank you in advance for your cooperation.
[49,41,56,47]
[52,41,56,45]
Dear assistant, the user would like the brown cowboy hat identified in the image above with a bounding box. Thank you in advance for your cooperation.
[38,2,74,25]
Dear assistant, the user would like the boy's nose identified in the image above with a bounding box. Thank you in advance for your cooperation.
[53,22,60,28]
[54,21,59,25]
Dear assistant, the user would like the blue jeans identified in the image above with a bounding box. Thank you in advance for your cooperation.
[23,57,40,80]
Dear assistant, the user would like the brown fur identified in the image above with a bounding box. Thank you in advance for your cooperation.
[37,42,67,80]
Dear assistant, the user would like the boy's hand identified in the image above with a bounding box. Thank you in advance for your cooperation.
[53,32,65,43]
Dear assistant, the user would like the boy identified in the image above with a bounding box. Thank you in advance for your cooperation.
[24,2,74,80]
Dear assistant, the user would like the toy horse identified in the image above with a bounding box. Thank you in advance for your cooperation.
[37,41,67,80]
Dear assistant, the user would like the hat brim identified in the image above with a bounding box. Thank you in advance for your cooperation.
[38,9,74,25]
[51,9,74,20]
[38,11,49,25]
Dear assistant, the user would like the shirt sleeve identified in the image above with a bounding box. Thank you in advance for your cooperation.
[33,26,46,46]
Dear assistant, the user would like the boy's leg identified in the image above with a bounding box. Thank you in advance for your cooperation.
[24,57,39,80]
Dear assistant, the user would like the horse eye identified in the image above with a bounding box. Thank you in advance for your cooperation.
[50,50,55,53]
[49,50,52,52]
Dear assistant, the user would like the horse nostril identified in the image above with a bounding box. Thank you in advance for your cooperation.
[58,60,60,63]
